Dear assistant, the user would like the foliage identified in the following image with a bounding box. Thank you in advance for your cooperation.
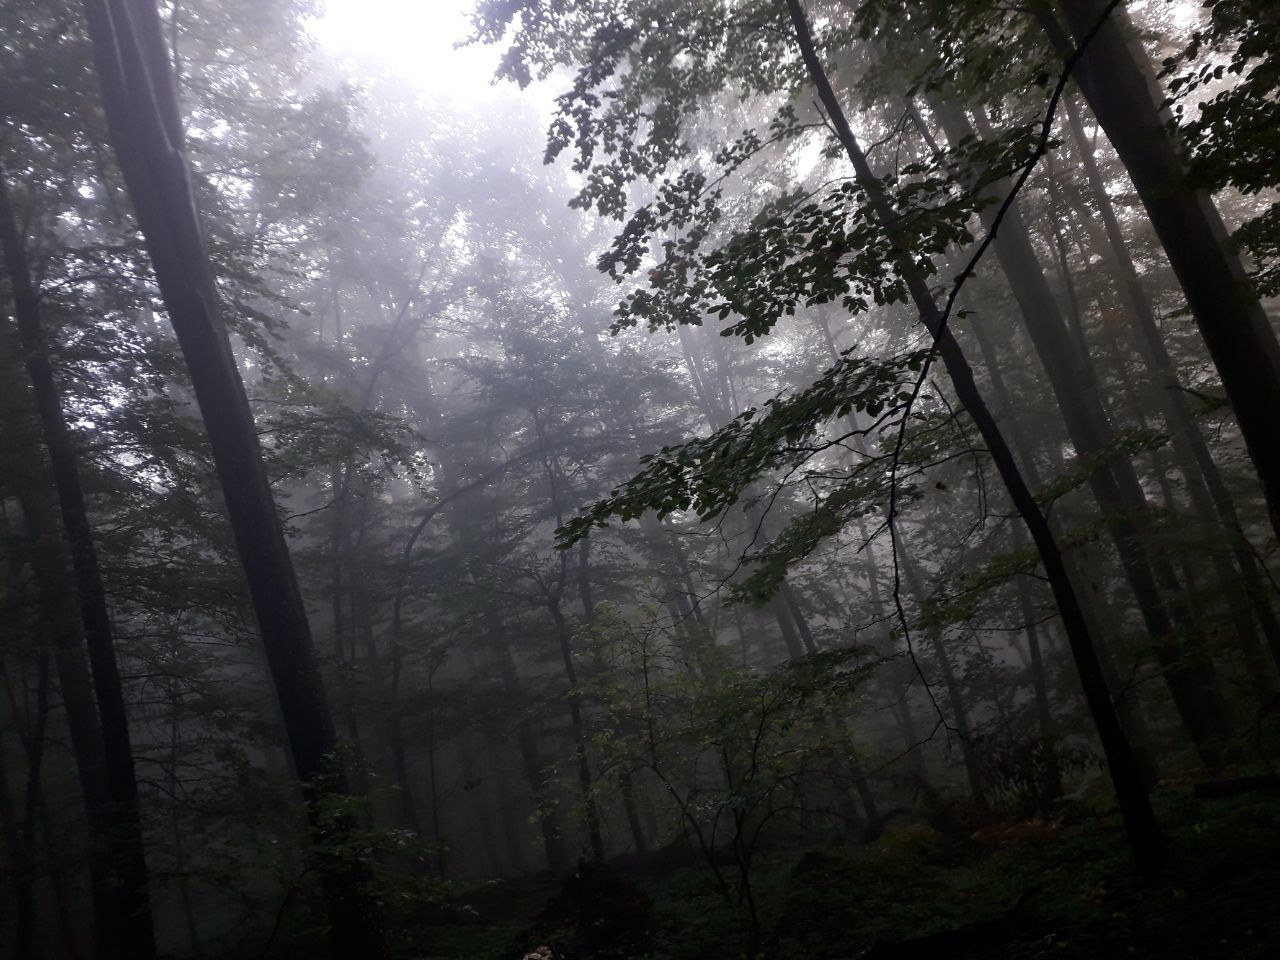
[1165,0,1280,295]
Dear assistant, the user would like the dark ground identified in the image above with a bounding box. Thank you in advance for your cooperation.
[412,782,1280,960]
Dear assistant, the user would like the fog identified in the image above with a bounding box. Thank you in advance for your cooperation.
[1,1,1278,958]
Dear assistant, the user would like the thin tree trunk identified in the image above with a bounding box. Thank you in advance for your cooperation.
[577,538,649,855]
[639,513,708,671]
[0,167,156,959]
[0,734,40,960]
[967,306,1160,787]
[0,653,48,960]
[166,683,203,957]
[786,0,1165,872]
[936,100,1234,766]
[897,537,989,810]
[532,407,607,862]
[1011,527,1065,801]
[770,597,807,661]
[780,583,819,654]
[1062,94,1280,676]
[618,768,650,855]
[487,612,570,872]
[547,598,607,861]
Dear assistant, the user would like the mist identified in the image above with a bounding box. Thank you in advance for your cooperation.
[0,1,1278,958]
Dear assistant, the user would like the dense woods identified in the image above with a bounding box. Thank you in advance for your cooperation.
[0,1,1278,957]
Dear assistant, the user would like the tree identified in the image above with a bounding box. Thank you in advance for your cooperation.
[77,0,385,952]
[477,0,1167,873]
[0,165,157,960]
[1038,0,1280,543]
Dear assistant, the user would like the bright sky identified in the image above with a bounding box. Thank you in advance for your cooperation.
[307,0,505,101]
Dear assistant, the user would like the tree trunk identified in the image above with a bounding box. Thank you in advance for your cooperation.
[1061,94,1280,677]
[934,100,1234,766]
[578,538,649,855]
[0,654,48,960]
[0,167,157,959]
[78,1,384,952]
[1011,527,1065,801]
[1044,0,1280,543]
[786,0,1166,873]
[482,607,571,872]
[967,306,1160,788]
[780,582,819,654]
[547,599,607,861]
[897,537,989,810]
[639,513,709,672]
[771,596,808,661]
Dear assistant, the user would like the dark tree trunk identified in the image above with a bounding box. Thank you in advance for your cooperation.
[484,609,570,872]
[577,538,649,855]
[1011,528,1065,801]
[967,308,1159,788]
[0,167,156,959]
[933,101,1234,766]
[547,598,607,861]
[771,597,808,661]
[11,481,121,958]
[639,513,709,671]
[532,405,606,863]
[0,657,48,960]
[78,1,384,952]
[1061,95,1280,677]
[1045,0,1280,543]
[619,768,650,855]
[786,0,1166,873]
[0,735,40,960]
[780,583,819,654]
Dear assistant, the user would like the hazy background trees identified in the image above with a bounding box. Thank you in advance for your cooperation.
[0,0,1277,957]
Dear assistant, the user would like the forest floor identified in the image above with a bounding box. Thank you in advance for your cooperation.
[413,784,1280,960]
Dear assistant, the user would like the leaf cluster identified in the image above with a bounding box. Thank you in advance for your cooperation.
[557,347,930,545]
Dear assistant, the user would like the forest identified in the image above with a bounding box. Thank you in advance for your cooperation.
[0,0,1278,957]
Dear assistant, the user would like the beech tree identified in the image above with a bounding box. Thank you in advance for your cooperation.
[0,166,157,959]
[477,0,1169,873]
[77,0,385,953]
[1041,0,1280,543]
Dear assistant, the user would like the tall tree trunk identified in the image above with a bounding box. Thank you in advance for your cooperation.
[814,317,929,777]
[546,597,607,861]
[1061,94,1280,676]
[639,513,709,673]
[8,480,117,960]
[0,653,48,960]
[780,583,819,654]
[166,682,203,957]
[0,167,157,959]
[786,0,1166,873]
[489,614,571,873]
[577,538,649,855]
[967,306,1160,787]
[1042,0,1280,543]
[0,734,39,960]
[330,464,362,746]
[770,596,808,661]
[532,408,606,862]
[78,1,384,952]
[1011,527,1065,801]
[933,100,1234,766]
